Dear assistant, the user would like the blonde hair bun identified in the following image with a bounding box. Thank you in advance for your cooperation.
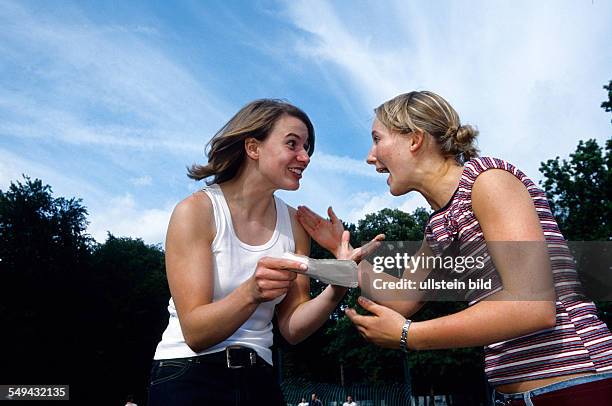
[375,91,480,163]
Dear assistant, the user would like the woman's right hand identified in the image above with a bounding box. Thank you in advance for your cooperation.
[296,205,344,257]
[296,205,384,261]
[244,257,307,303]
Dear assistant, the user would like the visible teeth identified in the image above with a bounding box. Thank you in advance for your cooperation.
[377,168,389,173]
[289,168,303,175]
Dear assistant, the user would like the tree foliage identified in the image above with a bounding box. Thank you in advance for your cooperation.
[539,139,611,240]
[0,177,168,403]
[602,80,612,123]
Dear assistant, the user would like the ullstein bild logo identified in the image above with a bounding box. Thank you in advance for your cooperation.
[371,277,493,291]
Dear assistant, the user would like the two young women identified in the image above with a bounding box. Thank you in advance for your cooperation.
[150,92,612,405]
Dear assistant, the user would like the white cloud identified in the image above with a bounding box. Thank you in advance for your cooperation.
[0,148,104,199]
[88,194,172,245]
[130,175,153,187]
[313,151,379,178]
[282,0,612,182]
[346,191,429,225]
[0,0,228,153]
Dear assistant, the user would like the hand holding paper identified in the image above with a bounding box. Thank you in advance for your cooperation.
[281,252,358,288]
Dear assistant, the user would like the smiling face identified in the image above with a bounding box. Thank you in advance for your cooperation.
[367,118,415,196]
[253,114,311,190]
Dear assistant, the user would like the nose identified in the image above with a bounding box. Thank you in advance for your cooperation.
[297,149,310,166]
[366,145,376,165]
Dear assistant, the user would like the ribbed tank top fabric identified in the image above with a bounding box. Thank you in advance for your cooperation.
[153,184,295,365]
[424,157,612,386]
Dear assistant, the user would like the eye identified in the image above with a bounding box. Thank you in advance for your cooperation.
[287,140,296,149]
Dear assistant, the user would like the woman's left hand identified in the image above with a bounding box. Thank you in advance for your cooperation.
[345,296,408,349]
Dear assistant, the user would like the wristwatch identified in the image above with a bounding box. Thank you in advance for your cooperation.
[399,318,412,352]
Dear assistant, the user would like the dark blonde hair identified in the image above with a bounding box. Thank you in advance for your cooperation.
[188,99,315,184]
[374,91,479,163]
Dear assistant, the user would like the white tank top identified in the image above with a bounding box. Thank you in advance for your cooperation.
[153,184,295,364]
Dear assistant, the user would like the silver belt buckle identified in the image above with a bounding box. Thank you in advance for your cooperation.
[225,345,256,368]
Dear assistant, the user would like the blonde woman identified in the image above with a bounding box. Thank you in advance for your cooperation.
[148,100,350,405]
[297,91,612,405]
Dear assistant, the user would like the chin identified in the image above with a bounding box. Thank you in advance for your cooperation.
[280,181,300,191]
[389,184,409,196]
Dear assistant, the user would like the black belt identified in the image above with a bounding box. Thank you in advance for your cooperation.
[189,346,269,369]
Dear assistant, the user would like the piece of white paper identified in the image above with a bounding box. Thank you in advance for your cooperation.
[281,252,358,288]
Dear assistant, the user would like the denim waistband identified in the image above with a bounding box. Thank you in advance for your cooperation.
[492,372,612,405]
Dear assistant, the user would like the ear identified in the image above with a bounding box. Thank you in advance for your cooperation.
[409,129,425,152]
[245,137,260,160]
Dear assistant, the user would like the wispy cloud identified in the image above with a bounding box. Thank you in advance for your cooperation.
[314,151,379,178]
[0,0,228,153]
[87,194,173,245]
[282,0,612,180]
[0,148,105,199]
[130,175,153,187]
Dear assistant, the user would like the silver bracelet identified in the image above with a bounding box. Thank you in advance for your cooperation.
[399,319,412,352]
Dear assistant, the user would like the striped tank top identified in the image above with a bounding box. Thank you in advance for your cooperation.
[424,157,612,386]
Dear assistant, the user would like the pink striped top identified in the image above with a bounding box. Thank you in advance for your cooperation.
[424,157,612,386]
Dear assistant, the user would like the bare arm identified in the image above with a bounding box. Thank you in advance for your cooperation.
[167,193,304,352]
[275,207,348,344]
[347,170,556,350]
[359,237,432,318]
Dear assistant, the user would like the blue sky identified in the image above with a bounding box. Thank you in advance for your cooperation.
[1,0,611,245]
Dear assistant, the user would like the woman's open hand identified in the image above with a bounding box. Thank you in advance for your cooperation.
[296,205,384,261]
[296,206,344,257]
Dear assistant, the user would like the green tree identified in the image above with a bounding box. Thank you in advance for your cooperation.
[0,176,93,388]
[86,234,169,403]
[539,138,611,240]
[539,81,612,328]
[0,176,169,403]
[602,80,612,124]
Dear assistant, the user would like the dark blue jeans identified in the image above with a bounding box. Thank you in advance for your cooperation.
[148,356,285,406]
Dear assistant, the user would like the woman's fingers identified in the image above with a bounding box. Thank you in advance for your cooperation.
[328,206,340,224]
[344,307,368,327]
[257,279,294,290]
[341,230,350,251]
[257,257,307,274]
[261,288,289,300]
[358,234,385,259]
[296,206,325,231]
[357,296,383,315]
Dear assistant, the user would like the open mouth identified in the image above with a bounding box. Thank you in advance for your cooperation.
[288,167,304,177]
[376,166,391,185]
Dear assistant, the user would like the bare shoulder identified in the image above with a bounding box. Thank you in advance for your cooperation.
[287,205,310,255]
[168,191,216,243]
[471,169,543,240]
[472,169,527,199]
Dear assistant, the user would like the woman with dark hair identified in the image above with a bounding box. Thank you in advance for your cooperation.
[148,99,350,405]
[297,91,612,405]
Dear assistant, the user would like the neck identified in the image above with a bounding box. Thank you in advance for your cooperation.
[414,157,464,211]
[219,169,276,220]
